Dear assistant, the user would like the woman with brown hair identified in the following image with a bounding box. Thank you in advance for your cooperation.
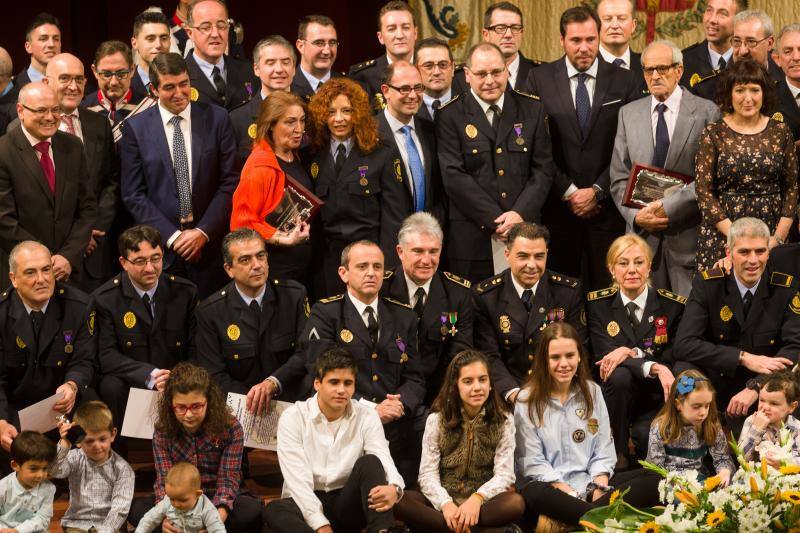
[231,91,312,283]
[305,77,402,296]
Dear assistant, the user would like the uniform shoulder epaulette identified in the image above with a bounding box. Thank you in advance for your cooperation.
[348,58,376,75]
[587,287,618,301]
[438,93,461,110]
[701,268,725,280]
[549,272,578,288]
[475,274,504,294]
[442,271,471,288]
[513,89,540,100]
[383,296,412,309]
[96,274,123,292]
[56,284,89,304]
[657,288,687,304]
[228,98,251,113]
[454,62,465,72]
[770,271,795,288]
[384,270,395,280]
[271,278,305,291]
[319,294,344,304]
[0,289,11,302]
[167,274,195,287]
[690,70,717,88]
[198,288,228,307]
[683,41,703,52]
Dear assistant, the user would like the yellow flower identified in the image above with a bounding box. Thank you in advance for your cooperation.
[782,491,800,505]
[761,457,769,480]
[750,476,760,496]
[675,490,699,508]
[579,520,602,531]
[707,509,726,527]
[609,489,621,505]
[638,522,659,533]
[780,464,800,475]
[704,475,721,491]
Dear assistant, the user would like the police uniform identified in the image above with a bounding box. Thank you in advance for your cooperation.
[775,79,800,142]
[587,286,686,456]
[91,272,197,425]
[473,269,587,397]
[195,279,308,399]
[691,57,784,104]
[381,268,474,404]
[436,89,554,283]
[450,52,543,96]
[680,40,727,89]
[0,284,94,426]
[289,70,344,102]
[348,55,389,110]
[229,94,262,171]
[185,53,259,111]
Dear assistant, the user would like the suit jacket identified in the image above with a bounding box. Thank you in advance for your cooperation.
[451,52,542,96]
[609,89,721,291]
[130,70,149,103]
[692,57,784,103]
[185,53,257,111]
[290,70,343,102]
[599,50,647,97]
[229,93,261,171]
[13,69,32,91]
[0,84,19,137]
[775,79,800,141]
[0,128,97,284]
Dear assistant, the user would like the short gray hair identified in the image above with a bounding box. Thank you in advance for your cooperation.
[397,212,443,246]
[734,9,774,37]
[9,241,50,273]
[340,240,381,268]
[727,217,770,249]
[776,23,800,49]
[641,39,683,66]
[253,35,296,65]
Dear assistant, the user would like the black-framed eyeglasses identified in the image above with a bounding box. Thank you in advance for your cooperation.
[306,39,339,49]
[418,61,452,72]
[124,254,163,267]
[466,68,506,80]
[485,24,524,35]
[192,18,233,35]
[731,36,770,49]
[20,104,62,117]
[386,83,424,95]
[96,69,131,81]
[643,63,679,76]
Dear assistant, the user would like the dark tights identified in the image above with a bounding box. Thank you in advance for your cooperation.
[395,490,525,533]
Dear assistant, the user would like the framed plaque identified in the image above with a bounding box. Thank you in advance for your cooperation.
[622,163,693,209]
[264,175,324,232]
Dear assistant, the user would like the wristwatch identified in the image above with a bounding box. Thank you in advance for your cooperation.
[746,378,761,392]
[592,184,605,201]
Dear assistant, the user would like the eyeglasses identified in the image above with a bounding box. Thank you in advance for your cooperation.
[485,24,524,35]
[124,254,163,267]
[643,63,678,76]
[731,36,770,50]
[172,402,207,415]
[20,104,62,117]
[385,83,424,95]
[418,61,452,72]
[192,19,233,35]
[306,39,339,49]
[467,68,506,80]
[55,75,87,86]
[96,69,131,81]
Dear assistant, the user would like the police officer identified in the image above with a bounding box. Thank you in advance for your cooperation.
[680,0,740,89]
[674,217,800,435]
[299,239,423,485]
[0,241,94,452]
[91,225,197,426]
[437,42,554,283]
[381,213,473,404]
[195,228,308,410]
[473,223,586,402]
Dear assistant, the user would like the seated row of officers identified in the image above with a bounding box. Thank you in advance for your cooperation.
[0,214,797,484]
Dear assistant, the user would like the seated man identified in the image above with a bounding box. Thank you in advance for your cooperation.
[195,228,308,409]
[264,348,406,533]
[473,222,587,403]
[674,217,800,434]
[299,240,424,485]
[0,241,94,452]
[91,224,197,425]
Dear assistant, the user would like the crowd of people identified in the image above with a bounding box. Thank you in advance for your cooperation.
[0,0,797,531]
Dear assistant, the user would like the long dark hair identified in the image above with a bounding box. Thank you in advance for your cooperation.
[431,349,508,430]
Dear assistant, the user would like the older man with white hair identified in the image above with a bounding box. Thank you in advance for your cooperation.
[772,23,800,142]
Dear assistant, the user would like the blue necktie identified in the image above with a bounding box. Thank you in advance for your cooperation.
[653,103,670,168]
[611,58,625,68]
[401,125,426,212]
[575,73,591,135]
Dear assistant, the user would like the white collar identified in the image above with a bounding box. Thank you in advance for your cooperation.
[158,101,192,128]
[507,53,521,77]
[599,45,631,68]
[309,393,353,422]
[235,283,266,307]
[131,278,159,300]
[619,285,649,310]
[300,66,331,90]
[707,44,732,68]
[404,272,432,299]
[423,89,451,106]
[510,272,539,299]
[193,51,225,72]
[470,89,505,114]
[565,57,599,79]
[384,107,414,131]
[786,76,800,99]
[733,271,761,299]
[20,125,52,147]
[347,291,379,318]
[23,299,50,316]
[650,85,683,110]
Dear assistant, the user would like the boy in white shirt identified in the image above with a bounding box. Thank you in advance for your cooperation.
[0,431,56,532]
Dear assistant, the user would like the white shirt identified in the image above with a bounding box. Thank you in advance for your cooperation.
[599,46,631,70]
[384,109,426,196]
[20,125,54,163]
[22,300,50,317]
[347,291,379,334]
[423,89,451,117]
[619,286,655,377]
[235,283,266,308]
[507,53,521,88]
[300,67,331,93]
[192,51,226,87]
[470,89,505,125]
[566,57,599,108]
[786,76,800,104]
[0,472,55,533]
[650,86,682,146]
[26,65,45,83]
[404,273,432,309]
[510,274,539,301]
[159,102,194,247]
[707,44,733,70]
[277,395,404,530]
[58,110,83,142]
[137,65,151,86]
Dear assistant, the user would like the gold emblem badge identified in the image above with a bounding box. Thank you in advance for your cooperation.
[690,73,701,88]
[88,311,95,336]
[123,311,136,329]
[720,305,733,322]
[310,162,319,179]
[575,408,586,419]
[790,293,800,315]
[606,321,620,337]
[340,329,353,343]
[15,336,25,349]
[400,353,408,363]
[303,297,311,318]
[393,158,403,182]
[587,418,599,435]
[499,315,511,333]
[465,124,478,139]
[227,324,241,341]
[572,429,586,443]
[359,177,369,186]
[580,308,587,326]
[64,345,74,354]
[515,136,525,145]
[190,87,199,101]
[247,123,257,139]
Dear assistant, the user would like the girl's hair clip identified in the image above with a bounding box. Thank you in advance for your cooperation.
[676,375,706,396]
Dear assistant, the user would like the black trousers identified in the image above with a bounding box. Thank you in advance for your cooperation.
[128,493,263,532]
[601,365,664,458]
[383,406,427,488]
[98,375,131,435]
[520,469,661,526]
[264,454,396,533]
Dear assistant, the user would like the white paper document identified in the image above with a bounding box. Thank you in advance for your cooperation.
[19,392,65,433]
[491,236,508,274]
[226,393,291,450]
[121,388,161,439]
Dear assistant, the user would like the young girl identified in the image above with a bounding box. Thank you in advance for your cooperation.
[394,350,524,533]
[516,323,661,528]
[646,369,735,485]
[738,370,800,465]
[127,362,264,532]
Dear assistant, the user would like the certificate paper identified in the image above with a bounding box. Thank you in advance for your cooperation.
[226,393,291,450]
[121,388,161,439]
[19,393,65,433]
[492,236,508,274]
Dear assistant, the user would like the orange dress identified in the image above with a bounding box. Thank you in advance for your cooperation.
[230,140,286,239]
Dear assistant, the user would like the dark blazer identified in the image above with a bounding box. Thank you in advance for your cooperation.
[290,70,343,102]
[692,57,784,102]
[775,79,800,141]
[599,50,647,96]
[13,69,32,91]
[229,93,261,172]
[130,70,149,103]
[185,53,258,111]
[451,52,542,96]
[769,244,800,276]
[0,127,97,284]
[348,55,389,109]
[680,40,731,87]
[0,84,19,137]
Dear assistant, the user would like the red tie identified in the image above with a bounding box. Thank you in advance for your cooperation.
[34,141,55,193]
[61,114,76,135]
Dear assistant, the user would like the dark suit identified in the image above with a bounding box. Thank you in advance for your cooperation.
[13,69,32,91]
[0,128,97,287]
[451,52,542,96]
[529,58,638,290]
[290,70,343,102]
[381,269,473,404]
[775,79,800,141]
[349,55,389,110]
[436,89,554,283]
[599,50,647,96]
[692,57,783,103]
[119,102,239,297]
[186,53,258,111]
[229,93,261,172]
[0,84,19,137]
[473,269,587,397]
[587,286,686,456]
[130,70,149,102]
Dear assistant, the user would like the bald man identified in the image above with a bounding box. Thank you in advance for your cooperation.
[0,82,97,287]
[0,47,16,135]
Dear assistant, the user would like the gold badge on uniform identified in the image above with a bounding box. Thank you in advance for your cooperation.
[359,177,369,186]
[580,308,587,326]
[310,162,319,179]
[499,315,511,333]
[606,320,620,337]
[304,297,311,318]
[393,158,403,182]
[400,353,408,363]
[587,418,599,435]
[690,73,701,88]
[123,311,136,329]
[227,324,241,341]
[190,87,199,102]
[572,429,586,443]
[340,329,353,343]
[790,293,800,315]
[88,311,95,336]
[720,305,733,322]
[465,124,478,139]
[247,123,257,139]
[15,336,25,349]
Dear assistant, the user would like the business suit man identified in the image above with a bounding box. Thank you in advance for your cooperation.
[529,7,638,291]
[610,41,722,297]
[773,27,800,141]
[120,53,238,298]
[0,83,97,287]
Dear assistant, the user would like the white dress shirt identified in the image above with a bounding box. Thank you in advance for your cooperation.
[423,89,451,117]
[566,57,599,108]
[507,53,521,88]
[58,109,84,142]
[159,102,194,247]
[786,77,800,104]
[25,65,45,83]
[470,89,505,125]
[650,86,682,146]
[404,273,432,308]
[599,46,631,70]
[707,45,733,70]
[20,125,54,165]
[384,109,426,196]
[193,52,227,86]
[277,395,404,530]
[619,286,655,377]
[347,291,380,334]
[301,67,331,93]
[510,274,539,300]
[137,65,151,86]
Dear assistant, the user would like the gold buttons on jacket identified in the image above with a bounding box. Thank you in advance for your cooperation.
[498,169,505,176]
[372,375,379,382]
[496,147,502,154]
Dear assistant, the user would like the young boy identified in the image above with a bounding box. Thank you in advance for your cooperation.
[135,462,225,533]
[53,400,135,533]
[0,430,56,532]
[264,348,407,533]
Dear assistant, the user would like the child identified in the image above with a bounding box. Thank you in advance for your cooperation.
[646,370,735,485]
[394,350,524,533]
[0,431,56,532]
[738,370,800,465]
[53,400,135,533]
[135,462,225,533]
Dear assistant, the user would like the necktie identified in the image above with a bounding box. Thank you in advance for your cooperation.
[413,287,426,318]
[431,99,441,118]
[169,116,193,220]
[521,289,533,313]
[611,58,625,68]
[795,92,800,109]
[489,104,501,131]
[626,301,640,329]
[142,293,154,319]
[211,66,226,101]
[575,73,591,135]
[401,125,426,212]
[334,143,347,176]
[743,291,753,318]
[34,141,55,194]
[109,100,116,122]
[365,306,378,345]
[30,310,44,339]
[61,114,76,135]
[652,103,670,168]
[316,81,323,93]
[717,57,727,70]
